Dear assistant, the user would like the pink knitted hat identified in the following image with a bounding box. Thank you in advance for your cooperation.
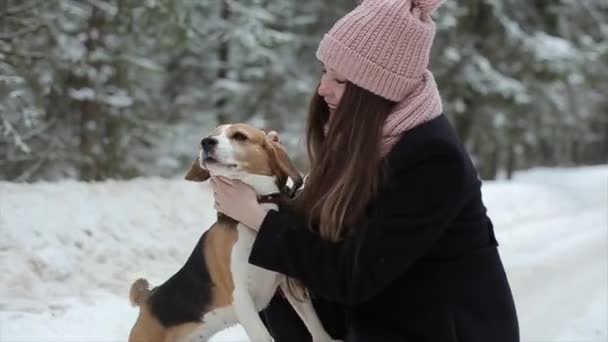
[316,0,443,102]
[316,0,445,156]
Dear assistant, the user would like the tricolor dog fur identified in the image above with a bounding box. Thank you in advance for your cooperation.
[128,123,336,342]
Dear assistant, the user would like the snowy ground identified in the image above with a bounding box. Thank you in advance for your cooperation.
[0,165,606,342]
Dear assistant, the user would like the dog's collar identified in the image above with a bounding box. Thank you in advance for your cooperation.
[257,193,283,204]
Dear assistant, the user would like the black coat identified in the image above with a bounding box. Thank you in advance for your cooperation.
[250,115,520,342]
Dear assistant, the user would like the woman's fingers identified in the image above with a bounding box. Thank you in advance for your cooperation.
[267,130,280,143]
[211,177,236,206]
[214,176,233,186]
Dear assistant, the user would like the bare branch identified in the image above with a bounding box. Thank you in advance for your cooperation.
[21,119,56,141]
[83,0,118,16]
[578,1,607,34]
[0,115,31,153]
[14,157,44,182]
[0,24,45,40]
[0,1,40,18]
[0,47,53,60]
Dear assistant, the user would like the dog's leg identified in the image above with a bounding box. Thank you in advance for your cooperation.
[232,286,273,342]
[231,226,273,342]
[280,282,337,342]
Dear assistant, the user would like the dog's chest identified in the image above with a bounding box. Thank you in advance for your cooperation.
[231,222,284,310]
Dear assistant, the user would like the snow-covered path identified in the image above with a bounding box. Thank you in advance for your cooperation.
[483,168,608,342]
[499,208,606,341]
[1,166,606,341]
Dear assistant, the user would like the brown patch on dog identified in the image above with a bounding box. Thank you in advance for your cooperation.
[128,302,167,342]
[227,124,275,176]
[128,280,205,342]
[165,322,201,342]
[204,220,239,309]
[236,142,274,176]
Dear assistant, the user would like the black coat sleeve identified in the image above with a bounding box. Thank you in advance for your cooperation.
[248,144,467,305]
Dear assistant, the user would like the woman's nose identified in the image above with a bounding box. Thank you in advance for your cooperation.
[317,78,331,98]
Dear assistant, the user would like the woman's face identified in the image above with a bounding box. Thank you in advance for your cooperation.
[317,64,347,117]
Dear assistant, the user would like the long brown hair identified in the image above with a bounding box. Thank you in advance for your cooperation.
[289,81,396,241]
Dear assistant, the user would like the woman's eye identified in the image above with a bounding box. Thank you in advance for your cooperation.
[320,68,345,84]
[233,132,248,141]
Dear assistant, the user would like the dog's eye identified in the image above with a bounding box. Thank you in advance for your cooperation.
[232,132,248,141]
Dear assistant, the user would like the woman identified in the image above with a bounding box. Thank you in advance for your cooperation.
[211,0,520,341]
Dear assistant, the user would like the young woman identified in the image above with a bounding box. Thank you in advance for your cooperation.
[211,0,520,341]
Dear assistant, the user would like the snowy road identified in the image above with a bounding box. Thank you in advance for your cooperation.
[484,168,607,342]
[500,208,606,341]
[1,166,606,341]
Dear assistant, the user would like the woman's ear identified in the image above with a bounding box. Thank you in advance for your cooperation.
[184,158,210,182]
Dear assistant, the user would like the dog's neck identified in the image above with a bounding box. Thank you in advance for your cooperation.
[238,174,283,212]
[239,174,280,196]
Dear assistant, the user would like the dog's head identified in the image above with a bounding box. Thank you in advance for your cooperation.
[185,123,303,197]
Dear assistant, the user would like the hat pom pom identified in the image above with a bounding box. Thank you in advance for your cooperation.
[412,0,444,20]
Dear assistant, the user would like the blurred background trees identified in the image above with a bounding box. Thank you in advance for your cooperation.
[1,0,607,181]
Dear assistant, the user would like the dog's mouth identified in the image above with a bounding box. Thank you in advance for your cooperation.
[203,155,238,168]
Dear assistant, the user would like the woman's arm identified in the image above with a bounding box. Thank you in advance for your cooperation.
[248,149,467,305]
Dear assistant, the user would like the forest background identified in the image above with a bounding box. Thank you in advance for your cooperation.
[1,0,607,181]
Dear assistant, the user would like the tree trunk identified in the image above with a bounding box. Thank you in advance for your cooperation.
[216,0,230,125]
[78,5,106,181]
[506,142,515,180]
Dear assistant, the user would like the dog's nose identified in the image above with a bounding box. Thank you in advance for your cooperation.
[201,137,218,151]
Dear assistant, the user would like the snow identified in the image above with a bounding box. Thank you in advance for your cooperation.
[100,91,133,108]
[529,32,578,63]
[465,54,531,104]
[68,87,95,101]
[0,76,24,85]
[1,166,607,342]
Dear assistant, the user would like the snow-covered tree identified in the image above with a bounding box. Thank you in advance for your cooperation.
[433,0,608,179]
[1,0,606,181]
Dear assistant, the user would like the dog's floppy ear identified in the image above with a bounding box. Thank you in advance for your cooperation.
[268,141,303,197]
[185,158,210,182]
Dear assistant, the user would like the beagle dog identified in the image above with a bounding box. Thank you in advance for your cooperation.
[128,123,335,342]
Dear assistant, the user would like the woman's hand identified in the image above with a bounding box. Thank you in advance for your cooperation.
[210,176,267,231]
[267,130,280,143]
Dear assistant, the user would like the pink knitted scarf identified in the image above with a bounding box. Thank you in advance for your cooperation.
[322,70,442,157]
[380,70,443,157]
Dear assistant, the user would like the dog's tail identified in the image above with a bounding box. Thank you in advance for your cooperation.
[129,278,151,307]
